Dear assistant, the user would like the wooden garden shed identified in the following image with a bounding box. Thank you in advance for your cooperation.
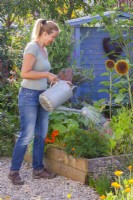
[66,11,133,102]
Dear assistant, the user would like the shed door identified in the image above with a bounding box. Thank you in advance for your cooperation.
[75,27,109,102]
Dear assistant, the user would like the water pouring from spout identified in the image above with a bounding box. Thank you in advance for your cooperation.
[56,105,106,128]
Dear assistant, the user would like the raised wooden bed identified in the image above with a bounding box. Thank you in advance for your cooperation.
[24,147,133,184]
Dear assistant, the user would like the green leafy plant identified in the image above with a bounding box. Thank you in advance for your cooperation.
[45,110,110,159]
[106,107,133,156]
[63,129,109,159]
[89,175,111,196]
[45,110,86,149]
[48,23,73,74]
[0,67,21,156]
[0,110,19,156]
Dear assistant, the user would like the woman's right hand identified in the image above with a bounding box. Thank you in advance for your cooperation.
[46,72,58,84]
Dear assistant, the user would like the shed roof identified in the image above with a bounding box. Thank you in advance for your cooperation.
[66,11,133,27]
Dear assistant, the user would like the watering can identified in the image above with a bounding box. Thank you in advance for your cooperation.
[39,80,76,112]
[39,80,106,127]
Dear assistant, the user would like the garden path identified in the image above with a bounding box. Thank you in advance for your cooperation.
[0,158,99,200]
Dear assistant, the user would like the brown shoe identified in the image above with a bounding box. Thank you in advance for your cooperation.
[8,171,24,185]
[33,168,57,179]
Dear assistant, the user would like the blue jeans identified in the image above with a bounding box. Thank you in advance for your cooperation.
[10,87,49,171]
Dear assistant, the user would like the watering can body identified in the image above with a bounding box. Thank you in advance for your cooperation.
[39,80,75,111]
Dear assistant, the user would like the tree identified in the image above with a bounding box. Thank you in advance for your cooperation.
[0,0,46,28]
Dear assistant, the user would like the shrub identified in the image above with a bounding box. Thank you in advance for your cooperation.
[63,129,109,159]
[0,110,19,156]
[45,110,110,159]
[109,107,133,155]
[89,175,111,196]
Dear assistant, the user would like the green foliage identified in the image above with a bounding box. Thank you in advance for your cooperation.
[0,70,20,156]
[0,78,20,115]
[63,129,109,158]
[98,63,133,117]
[0,137,14,157]
[0,24,32,70]
[47,23,73,74]
[39,0,90,22]
[0,110,19,157]
[47,110,86,147]
[46,110,110,159]
[72,65,95,85]
[103,167,133,200]
[108,107,133,155]
[0,0,45,27]
[0,111,19,138]
[92,4,133,112]
[99,70,120,118]
[89,175,111,196]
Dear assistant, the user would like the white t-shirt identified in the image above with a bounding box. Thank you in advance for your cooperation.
[21,41,51,90]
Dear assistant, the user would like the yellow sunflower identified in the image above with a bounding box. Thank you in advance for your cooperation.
[105,60,115,70]
[115,60,129,75]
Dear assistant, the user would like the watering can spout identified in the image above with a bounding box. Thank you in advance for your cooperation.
[56,106,82,113]
[56,106,91,117]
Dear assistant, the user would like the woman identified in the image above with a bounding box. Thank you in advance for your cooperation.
[8,19,60,185]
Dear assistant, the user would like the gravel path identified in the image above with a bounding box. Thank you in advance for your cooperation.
[0,158,100,200]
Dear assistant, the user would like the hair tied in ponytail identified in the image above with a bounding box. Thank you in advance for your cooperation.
[41,20,47,25]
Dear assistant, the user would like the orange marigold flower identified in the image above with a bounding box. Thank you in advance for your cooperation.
[100,195,106,199]
[124,188,131,193]
[52,130,59,137]
[105,60,115,70]
[50,138,55,143]
[114,170,123,176]
[127,166,132,170]
[44,137,55,143]
[115,60,129,75]
[51,134,56,139]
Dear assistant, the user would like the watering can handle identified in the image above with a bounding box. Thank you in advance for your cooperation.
[50,80,77,90]
[49,80,59,87]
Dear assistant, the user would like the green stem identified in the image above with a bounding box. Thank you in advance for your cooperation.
[126,73,133,110]
[109,71,112,119]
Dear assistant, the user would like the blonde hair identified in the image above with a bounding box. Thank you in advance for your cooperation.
[31,19,60,41]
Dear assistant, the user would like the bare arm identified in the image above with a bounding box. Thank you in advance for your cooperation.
[21,54,58,82]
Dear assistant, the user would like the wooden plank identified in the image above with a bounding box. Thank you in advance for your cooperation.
[88,154,133,174]
[45,148,88,173]
[44,157,88,184]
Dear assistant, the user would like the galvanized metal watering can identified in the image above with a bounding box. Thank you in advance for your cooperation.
[39,80,106,127]
[39,80,76,111]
